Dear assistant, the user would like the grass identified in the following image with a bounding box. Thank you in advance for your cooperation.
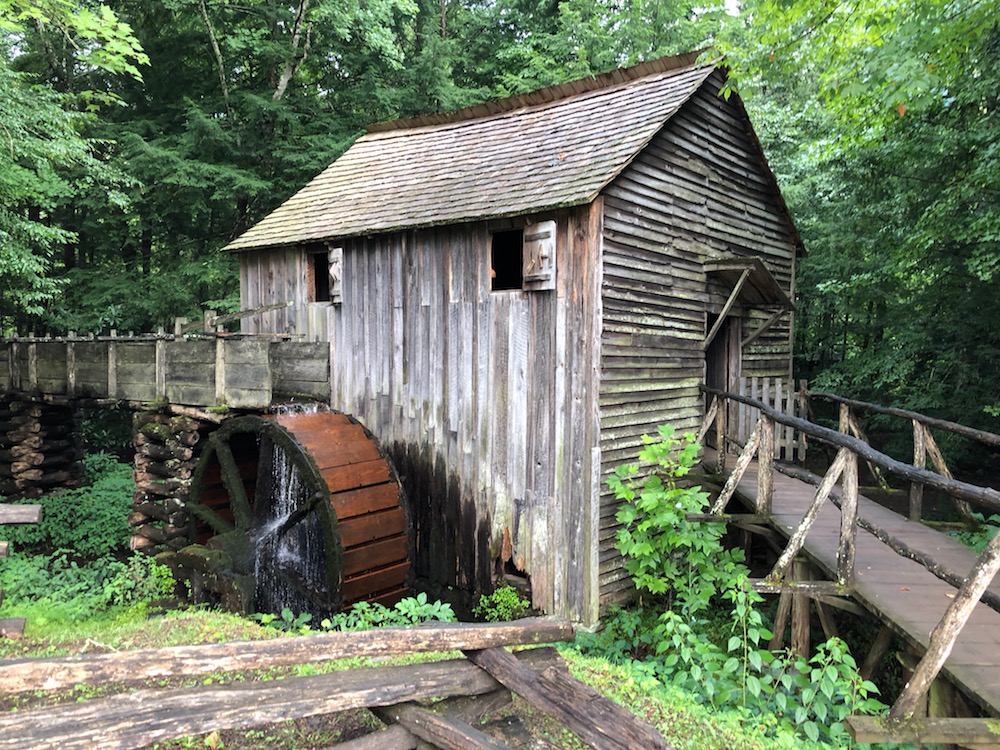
[0,608,816,749]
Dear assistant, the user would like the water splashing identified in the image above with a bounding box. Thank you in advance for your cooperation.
[252,438,332,616]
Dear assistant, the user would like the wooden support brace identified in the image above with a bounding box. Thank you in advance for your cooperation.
[860,623,895,682]
[710,420,761,514]
[888,529,1000,722]
[696,396,718,448]
[765,448,849,582]
[769,590,792,651]
[815,599,838,640]
[923,426,974,524]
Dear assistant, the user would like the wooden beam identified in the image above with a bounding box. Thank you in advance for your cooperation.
[847,715,1000,745]
[701,268,751,351]
[860,623,895,682]
[374,703,514,750]
[0,657,509,750]
[0,618,574,695]
[741,308,786,349]
[465,648,673,750]
[751,580,850,596]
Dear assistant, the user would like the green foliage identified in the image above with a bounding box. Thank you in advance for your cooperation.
[949,512,1000,553]
[474,584,532,622]
[0,550,175,627]
[3,453,133,557]
[253,592,457,633]
[597,425,886,745]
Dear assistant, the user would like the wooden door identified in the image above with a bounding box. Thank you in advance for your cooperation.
[705,314,741,449]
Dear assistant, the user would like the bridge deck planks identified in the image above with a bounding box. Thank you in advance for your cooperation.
[719,454,1000,717]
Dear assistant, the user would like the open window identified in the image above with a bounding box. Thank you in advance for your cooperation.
[310,252,331,302]
[490,220,556,292]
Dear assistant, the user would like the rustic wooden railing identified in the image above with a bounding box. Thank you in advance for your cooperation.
[0,502,41,639]
[698,385,1000,739]
[0,618,672,750]
[804,391,1000,523]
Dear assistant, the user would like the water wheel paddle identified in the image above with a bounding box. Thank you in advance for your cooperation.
[182,409,412,616]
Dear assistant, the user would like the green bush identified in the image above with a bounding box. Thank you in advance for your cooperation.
[253,592,458,633]
[0,550,175,627]
[597,424,886,746]
[474,584,532,622]
[3,452,133,557]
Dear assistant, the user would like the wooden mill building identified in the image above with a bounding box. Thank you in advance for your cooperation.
[226,52,802,625]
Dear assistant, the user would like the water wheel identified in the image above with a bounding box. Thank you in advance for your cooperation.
[180,408,412,616]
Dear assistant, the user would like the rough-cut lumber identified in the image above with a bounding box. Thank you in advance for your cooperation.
[0,657,506,750]
[0,618,573,694]
[374,702,514,750]
[0,504,42,524]
[465,647,672,750]
[846,715,1000,745]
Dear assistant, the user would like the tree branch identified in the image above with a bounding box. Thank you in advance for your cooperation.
[273,0,311,101]
[198,0,232,116]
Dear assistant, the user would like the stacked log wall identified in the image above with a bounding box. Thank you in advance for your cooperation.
[129,413,211,552]
[0,397,83,499]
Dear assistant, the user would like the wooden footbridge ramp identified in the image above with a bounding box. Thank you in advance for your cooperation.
[699,385,1000,747]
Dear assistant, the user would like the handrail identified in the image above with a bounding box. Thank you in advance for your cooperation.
[700,386,1000,511]
[808,391,1000,448]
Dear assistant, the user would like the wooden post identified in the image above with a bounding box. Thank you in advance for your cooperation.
[837,451,858,587]
[923,426,974,524]
[769,591,792,650]
[838,403,849,433]
[888,530,1000,721]
[715,396,726,473]
[796,379,809,464]
[790,558,811,659]
[910,419,925,522]
[757,417,775,515]
[860,623,895,681]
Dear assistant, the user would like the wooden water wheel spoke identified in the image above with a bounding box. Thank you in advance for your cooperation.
[213,435,252,530]
[186,409,412,616]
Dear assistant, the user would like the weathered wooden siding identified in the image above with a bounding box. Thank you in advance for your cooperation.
[597,70,798,605]
[239,248,333,341]
[325,205,603,626]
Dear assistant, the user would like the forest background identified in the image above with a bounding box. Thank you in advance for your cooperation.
[1,0,998,449]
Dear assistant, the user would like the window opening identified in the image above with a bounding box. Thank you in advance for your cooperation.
[491,229,523,291]
[311,252,330,302]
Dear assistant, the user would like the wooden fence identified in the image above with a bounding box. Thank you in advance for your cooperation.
[0,618,672,750]
[0,502,41,639]
[698,384,1000,742]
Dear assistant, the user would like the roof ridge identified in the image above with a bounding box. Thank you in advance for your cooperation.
[365,51,710,134]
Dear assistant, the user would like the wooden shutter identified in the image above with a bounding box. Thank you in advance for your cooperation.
[522,220,556,291]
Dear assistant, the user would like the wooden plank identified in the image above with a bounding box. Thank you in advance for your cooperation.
[0,540,8,558]
[0,504,42,524]
[465,647,672,750]
[0,657,508,750]
[846,715,1000,745]
[334,724,418,750]
[374,702,514,750]
[0,618,573,694]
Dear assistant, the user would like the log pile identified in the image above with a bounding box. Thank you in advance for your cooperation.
[0,397,82,499]
[130,412,208,551]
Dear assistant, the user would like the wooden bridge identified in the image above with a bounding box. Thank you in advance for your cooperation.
[699,384,1000,746]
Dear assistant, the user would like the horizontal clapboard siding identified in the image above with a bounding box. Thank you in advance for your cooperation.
[596,70,797,605]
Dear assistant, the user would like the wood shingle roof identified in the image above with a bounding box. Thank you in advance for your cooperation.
[226,54,716,252]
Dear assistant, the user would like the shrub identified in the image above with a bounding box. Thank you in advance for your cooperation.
[598,424,886,745]
[474,584,532,622]
[3,452,133,557]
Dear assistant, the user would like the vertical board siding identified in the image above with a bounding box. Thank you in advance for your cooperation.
[317,207,601,625]
[596,70,797,606]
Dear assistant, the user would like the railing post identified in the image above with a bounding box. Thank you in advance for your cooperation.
[838,452,858,586]
[910,419,925,522]
[758,416,775,515]
[715,396,726,474]
[838,403,850,434]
